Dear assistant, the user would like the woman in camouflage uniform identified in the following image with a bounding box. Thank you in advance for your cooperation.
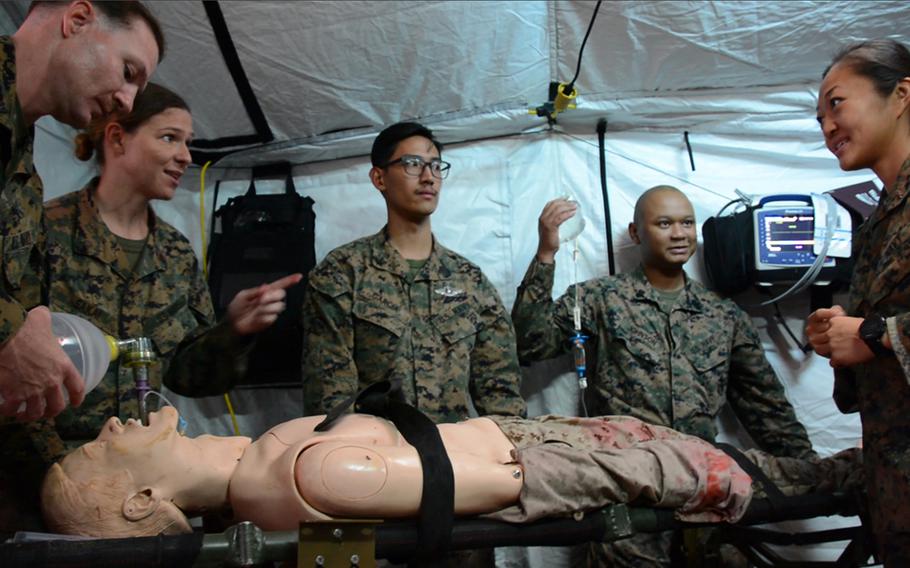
[808,40,910,567]
[26,83,300,474]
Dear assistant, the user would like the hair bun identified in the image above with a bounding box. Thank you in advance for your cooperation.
[73,132,95,162]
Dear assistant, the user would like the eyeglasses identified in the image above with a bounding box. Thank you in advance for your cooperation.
[383,155,451,179]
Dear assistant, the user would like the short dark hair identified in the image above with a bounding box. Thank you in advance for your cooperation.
[73,82,189,164]
[29,1,166,62]
[824,39,910,97]
[370,121,443,167]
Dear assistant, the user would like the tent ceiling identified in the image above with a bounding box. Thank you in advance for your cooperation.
[2,1,908,166]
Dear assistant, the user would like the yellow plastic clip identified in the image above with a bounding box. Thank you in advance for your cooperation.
[553,83,578,117]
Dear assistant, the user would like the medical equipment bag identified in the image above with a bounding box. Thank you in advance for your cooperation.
[206,163,316,386]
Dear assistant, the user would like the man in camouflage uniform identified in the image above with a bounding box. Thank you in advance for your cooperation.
[0,1,163,421]
[303,122,526,424]
[512,185,816,566]
[0,1,163,533]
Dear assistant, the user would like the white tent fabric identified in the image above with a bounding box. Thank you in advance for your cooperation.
[6,0,910,564]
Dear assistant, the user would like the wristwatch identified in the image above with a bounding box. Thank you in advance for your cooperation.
[859,313,890,357]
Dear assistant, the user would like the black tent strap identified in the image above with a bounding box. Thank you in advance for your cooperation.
[188,148,232,167]
[202,1,273,147]
[597,118,615,275]
[191,134,269,150]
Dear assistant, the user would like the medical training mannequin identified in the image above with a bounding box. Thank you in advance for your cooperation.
[41,407,861,538]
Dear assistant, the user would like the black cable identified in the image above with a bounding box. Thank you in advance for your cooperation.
[684,131,695,171]
[566,0,603,91]
[597,118,615,276]
[772,301,812,353]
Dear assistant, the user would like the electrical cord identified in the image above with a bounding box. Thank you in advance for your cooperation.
[199,161,212,278]
[566,0,603,92]
[198,160,242,437]
[772,300,812,353]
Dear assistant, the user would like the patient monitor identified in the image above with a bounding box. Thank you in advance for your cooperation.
[753,206,836,271]
[750,194,841,287]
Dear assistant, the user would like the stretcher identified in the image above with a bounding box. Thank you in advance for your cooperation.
[1,489,871,568]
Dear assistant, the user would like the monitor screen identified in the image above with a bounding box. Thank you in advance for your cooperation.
[753,206,836,270]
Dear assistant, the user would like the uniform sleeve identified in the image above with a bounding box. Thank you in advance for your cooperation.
[511,259,578,364]
[302,259,358,416]
[468,275,527,417]
[162,262,253,396]
[726,309,817,460]
[887,314,910,382]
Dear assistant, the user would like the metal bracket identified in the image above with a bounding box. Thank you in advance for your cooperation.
[299,520,380,568]
[224,521,265,567]
[599,504,635,541]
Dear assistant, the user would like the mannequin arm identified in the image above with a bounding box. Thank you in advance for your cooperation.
[295,441,522,518]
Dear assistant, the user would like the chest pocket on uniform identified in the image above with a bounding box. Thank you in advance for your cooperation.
[612,325,662,369]
[431,301,479,349]
[683,341,730,414]
[1,230,33,291]
[352,292,407,338]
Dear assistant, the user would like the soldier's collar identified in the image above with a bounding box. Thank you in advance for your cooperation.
[75,180,120,265]
[872,153,910,228]
[76,179,164,277]
[630,264,707,313]
[371,227,458,280]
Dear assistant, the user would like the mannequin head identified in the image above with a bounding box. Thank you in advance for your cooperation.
[41,407,250,537]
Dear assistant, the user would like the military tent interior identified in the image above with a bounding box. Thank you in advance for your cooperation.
[2,1,908,565]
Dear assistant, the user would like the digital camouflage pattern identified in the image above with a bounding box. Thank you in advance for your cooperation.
[0,36,43,343]
[302,228,526,423]
[512,260,815,460]
[836,154,910,562]
[0,34,50,532]
[5,182,253,475]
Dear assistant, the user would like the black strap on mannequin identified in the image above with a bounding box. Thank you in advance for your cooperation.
[714,442,786,511]
[315,381,455,560]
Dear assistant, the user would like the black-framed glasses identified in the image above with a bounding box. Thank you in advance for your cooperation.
[383,155,451,179]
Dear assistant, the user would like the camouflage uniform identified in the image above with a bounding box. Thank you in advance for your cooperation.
[0,36,43,342]
[486,414,861,524]
[0,35,51,533]
[302,227,526,423]
[836,155,910,566]
[512,260,815,566]
[0,180,255,526]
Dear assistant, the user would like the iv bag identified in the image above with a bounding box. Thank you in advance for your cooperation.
[559,197,586,242]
